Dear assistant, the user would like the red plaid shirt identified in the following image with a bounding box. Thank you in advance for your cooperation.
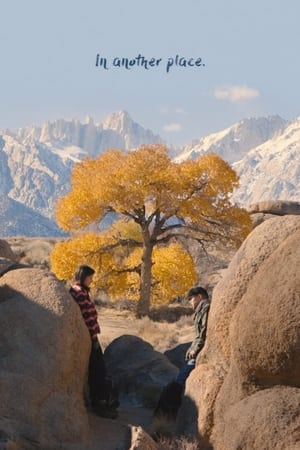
[69,284,100,341]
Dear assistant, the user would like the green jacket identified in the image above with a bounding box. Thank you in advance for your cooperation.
[188,299,210,357]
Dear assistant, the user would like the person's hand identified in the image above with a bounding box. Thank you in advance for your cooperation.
[186,349,196,360]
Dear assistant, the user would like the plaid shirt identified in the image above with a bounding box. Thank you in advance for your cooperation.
[69,284,100,341]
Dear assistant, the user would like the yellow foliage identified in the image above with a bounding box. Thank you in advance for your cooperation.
[111,218,142,244]
[109,242,197,304]
[151,243,197,304]
[52,145,252,312]
[51,232,196,305]
[50,231,109,281]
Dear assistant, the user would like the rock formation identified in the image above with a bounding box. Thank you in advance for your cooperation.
[129,426,158,450]
[104,335,179,407]
[177,215,300,449]
[0,240,18,261]
[0,268,91,450]
[247,200,300,228]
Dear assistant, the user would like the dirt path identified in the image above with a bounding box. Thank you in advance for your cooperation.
[98,307,194,353]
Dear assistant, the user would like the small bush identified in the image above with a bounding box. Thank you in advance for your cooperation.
[156,435,201,450]
[135,317,178,352]
[149,305,193,323]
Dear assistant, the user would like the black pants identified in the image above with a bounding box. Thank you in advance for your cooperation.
[88,344,107,403]
[154,381,184,420]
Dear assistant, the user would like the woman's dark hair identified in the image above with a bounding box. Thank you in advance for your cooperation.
[74,265,95,286]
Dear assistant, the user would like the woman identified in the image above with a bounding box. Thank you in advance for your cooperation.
[69,264,118,419]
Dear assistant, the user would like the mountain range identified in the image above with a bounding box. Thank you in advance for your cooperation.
[0,110,299,237]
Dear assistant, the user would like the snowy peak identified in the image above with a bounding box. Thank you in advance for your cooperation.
[10,118,99,157]
[102,110,162,149]
[102,110,133,131]
[6,111,162,155]
[232,116,300,205]
[1,111,300,236]
[0,111,164,230]
[176,115,287,164]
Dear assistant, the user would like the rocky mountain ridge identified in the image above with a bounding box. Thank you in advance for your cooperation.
[175,115,287,164]
[1,111,300,236]
[5,110,163,155]
[231,117,300,204]
[0,111,163,236]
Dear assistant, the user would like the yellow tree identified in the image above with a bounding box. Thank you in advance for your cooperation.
[50,228,197,306]
[51,145,252,316]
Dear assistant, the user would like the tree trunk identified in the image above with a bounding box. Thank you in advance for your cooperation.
[137,237,153,317]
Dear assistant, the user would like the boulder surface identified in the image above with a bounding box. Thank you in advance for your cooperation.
[178,215,300,450]
[0,268,91,450]
[104,335,179,407]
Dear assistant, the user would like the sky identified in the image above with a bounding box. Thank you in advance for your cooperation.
[1,0,299,146]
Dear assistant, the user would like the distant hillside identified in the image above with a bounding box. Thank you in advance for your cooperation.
[0,194,66,237]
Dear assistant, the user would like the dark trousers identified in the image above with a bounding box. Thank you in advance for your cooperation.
[88,344,107,403]
[175,358,196,386]
[154,381,184,420]
[154,359,196,420]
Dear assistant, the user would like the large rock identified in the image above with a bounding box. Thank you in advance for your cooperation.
[247,200,300,215]
[104,335,179,407]
[178,215,300,449]
[129,426,159,450]
[0,240,18,261]
[0,268,91,450]
[216,387,300,450]
[0,258,25,278]
[164,342,191,368]
[247,200,300,228]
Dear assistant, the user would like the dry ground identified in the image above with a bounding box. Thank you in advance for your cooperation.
[98,307,194,352]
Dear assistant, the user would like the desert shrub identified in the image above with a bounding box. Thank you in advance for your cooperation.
[19,239,55,268]
[152,414,177,439]
[174,314,194,328]
[107,298,137,311]
[135,316,178,352]
[149,305,193,323]
[156,435,201,449]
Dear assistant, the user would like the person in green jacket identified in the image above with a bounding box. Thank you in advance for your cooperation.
[153,286,210,421]
[176,286,210,386]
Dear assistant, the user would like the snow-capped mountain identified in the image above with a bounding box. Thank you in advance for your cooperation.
[9,110,162,156]
[0,132,83,221]
[0,111,163,230]
[1,111,300,237]
[102,111,163,150]
[0,194,67,237]
[177,114,300,205]
[231,118,300,204]
[176,115,287,164]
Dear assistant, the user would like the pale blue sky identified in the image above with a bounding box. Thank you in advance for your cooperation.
[0,0,299,145]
